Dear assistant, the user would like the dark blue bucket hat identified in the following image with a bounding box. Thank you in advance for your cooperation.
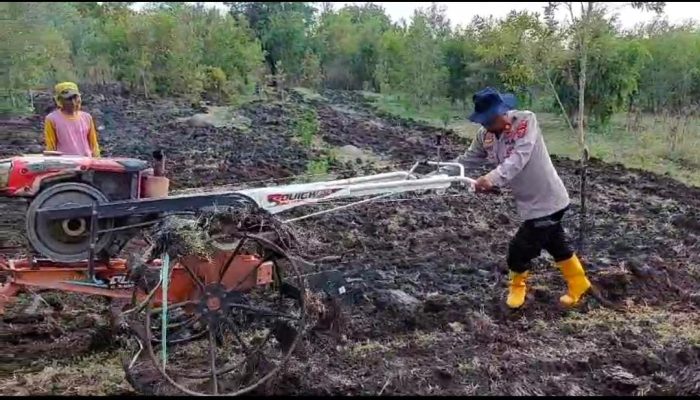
[468,87,517,126]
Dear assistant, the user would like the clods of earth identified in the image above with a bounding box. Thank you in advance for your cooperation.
[0,86,698,395]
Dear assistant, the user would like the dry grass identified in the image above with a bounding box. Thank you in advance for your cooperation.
[292,87,327,102]
[345,330,445,363]
[413,331,439,347]
[0,352,131,395]
[561,306,700,345]
[457,357,483,374]
[348,340,390,359]
[539,113,700,187]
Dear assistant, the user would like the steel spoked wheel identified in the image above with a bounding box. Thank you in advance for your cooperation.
[141,233,307,396]
[25,182,115,262]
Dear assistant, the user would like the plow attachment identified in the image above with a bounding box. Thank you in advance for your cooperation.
[122,233,310,396]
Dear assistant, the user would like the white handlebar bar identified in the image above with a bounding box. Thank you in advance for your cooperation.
[234,160,477,215]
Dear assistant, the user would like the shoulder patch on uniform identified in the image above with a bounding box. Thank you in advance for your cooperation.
[515,119,528,139]
[484,131,496,146]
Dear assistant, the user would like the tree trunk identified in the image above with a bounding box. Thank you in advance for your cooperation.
[267,56,277,77]
[577,1,593,253]
[141,70,149,99]
[545,72,576,136]
[577,4,589,157]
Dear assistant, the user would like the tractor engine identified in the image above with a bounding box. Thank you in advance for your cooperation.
[0,151,169,262]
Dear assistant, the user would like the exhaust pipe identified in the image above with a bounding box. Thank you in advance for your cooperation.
[152,150,166,177]
[144,150,169,198]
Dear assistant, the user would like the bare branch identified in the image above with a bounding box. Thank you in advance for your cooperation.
[630,2,665,13]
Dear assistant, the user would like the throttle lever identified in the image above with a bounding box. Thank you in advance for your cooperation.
[435,134,443,171]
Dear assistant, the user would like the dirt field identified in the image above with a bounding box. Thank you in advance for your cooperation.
[0,87,699,395]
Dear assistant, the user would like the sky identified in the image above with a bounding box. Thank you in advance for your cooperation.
[366,2,700,28]
[131,2,698,30]
[335,2,696,29]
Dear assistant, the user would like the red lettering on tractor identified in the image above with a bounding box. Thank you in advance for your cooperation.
[267,188,341,206]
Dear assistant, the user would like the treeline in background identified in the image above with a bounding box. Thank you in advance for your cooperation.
[2,2,699,181]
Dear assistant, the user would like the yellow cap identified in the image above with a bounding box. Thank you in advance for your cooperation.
[54,82,80,99]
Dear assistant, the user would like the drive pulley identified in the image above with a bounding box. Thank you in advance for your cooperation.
[25,182,115,262]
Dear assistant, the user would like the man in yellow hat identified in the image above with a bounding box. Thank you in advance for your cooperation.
[44,82,101,157]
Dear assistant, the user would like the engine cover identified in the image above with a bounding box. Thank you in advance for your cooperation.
[0,153,151,198]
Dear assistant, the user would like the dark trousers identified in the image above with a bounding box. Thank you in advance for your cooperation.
[507,207,574,273]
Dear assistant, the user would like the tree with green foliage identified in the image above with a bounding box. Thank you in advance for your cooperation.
[1,2,264,107]
[544,1,664,247]
[226,2,315,80]
[375,27,409,94]
[475,11,549,107]
[1,2,74,113]
[199,10,264,95]
[548,15,652,127]
[399,7,449,108]
[314,3,392,90]
[442,30,481,107]
[635,28,700,113]
[3,0,699,132]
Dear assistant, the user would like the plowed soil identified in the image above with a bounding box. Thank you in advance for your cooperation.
[0,87,698,396]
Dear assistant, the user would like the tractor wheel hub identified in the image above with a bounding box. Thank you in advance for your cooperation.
[61,218,87,237]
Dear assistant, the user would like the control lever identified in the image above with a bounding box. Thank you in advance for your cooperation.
[435,134,443,170]
[434,135,446,196]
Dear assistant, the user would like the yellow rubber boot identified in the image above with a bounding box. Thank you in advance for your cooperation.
[557,254,591,306]
[506,271,529,309]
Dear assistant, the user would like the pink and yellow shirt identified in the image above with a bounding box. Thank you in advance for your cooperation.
[44,110,101,157]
